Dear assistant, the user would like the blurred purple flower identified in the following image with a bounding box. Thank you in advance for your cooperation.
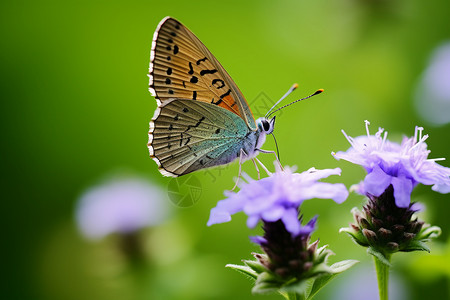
[76,176,170,240]
[333,120,450,207]
[207,166,348,236]
[414,41,450,126]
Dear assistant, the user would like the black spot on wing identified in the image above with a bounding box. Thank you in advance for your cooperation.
[194,116,205,127]
[188,62,194,75]
[211,89,231,105]
[166,67,172,75]
[212,79,225,89]
[173,45,179,54]
[196,57,208,65]
[200,69,218,76]
[220,89,231,99]
[211,98,222,105]
[190,76,198,83]
[192,91,197,100]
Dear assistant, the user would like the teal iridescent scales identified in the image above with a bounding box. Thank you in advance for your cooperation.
[148,17,269,177]
[150,100,250,176]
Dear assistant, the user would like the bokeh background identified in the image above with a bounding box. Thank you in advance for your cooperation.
[2,0,449,299]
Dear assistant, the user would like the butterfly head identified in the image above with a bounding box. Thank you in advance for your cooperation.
[257,116,276,135]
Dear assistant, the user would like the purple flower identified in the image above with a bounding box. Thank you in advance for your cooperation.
[76,176,170,240]
[333,120,450,207]
[207,166,348,236]
[414,42,450,126]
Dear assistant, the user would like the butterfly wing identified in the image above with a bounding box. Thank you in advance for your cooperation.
[149,99,251,177]
[149,16,256,131]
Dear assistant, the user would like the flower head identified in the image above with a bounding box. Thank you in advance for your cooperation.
[76,176,170,240]
[333,120,450,207]
[207,166,348,236]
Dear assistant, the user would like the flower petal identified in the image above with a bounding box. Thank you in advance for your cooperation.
[432,183,450,193]
[363,165,392,196]
[281,207,301,236]
[247,215,260,228]
[207,164,348,237]
[391,176,413,208]
[249,235,267,245]
[336,122,450,200]
[296,167,342,182]
[207,207,232,226]
[261,205,285,222]
[299,215,318,235]
[300,182,349,204]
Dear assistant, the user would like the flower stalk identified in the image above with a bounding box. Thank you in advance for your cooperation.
[373,255,390,300]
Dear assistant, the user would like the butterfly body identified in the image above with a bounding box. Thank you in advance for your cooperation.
[148,17,274,177]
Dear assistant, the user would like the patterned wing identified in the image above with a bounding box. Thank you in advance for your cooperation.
[149,99,250,177]
[149,16,256,131]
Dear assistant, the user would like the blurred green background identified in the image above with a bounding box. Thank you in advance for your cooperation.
[2,0,449,299]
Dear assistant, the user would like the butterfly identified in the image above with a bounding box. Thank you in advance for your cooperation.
[148,17,322,177]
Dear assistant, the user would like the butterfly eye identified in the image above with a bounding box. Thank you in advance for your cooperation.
[262,120,270,132]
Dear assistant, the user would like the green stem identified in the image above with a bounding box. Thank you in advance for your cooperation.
[373,255,390,300]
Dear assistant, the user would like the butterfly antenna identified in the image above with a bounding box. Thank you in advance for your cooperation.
[265,83,299,118]
[267,89,324,118]
[271,133,281,163]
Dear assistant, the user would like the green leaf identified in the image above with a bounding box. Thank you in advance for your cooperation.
[367,247,392,267]
[316,245,329,255]
[280,277,313,296]
[305,260,359,300]
[226,264,258,280]
[402,240,430,253]
[243,259,267,274]
[418,225,441,240]
[315,245,334,262]
[329,260,359,273]
[252,272,281,294]
[308,263,334,277]
[340,227,369,247]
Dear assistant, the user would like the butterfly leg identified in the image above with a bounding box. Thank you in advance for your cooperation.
[231,148,248,191]
[255,148,284,171]
[251,158,261,180]
[254,157,272,176]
